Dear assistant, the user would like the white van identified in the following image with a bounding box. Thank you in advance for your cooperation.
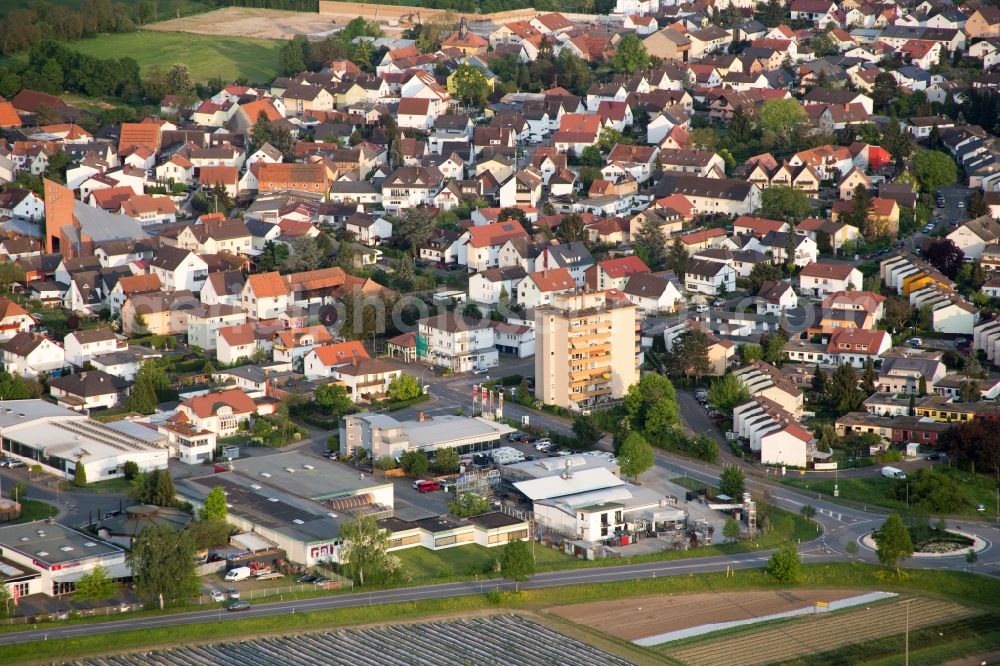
[881,466,906,480]
[224,566,252,582]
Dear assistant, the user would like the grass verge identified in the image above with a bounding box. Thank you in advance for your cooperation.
[11,500,56,524]
[782,466,1000,517]
[66,31,283,83]
[3,563,1000,665]
[396,543,574,581]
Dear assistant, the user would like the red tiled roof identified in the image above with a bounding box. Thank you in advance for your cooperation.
[310,341,370,366]
[599,255,651,278]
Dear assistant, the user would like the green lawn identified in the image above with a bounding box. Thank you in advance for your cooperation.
[12,499,56,523]
[3,0,214,14]
[74,477,135,494]
[783,466,1000,517]
[395,543,574,581]
[67,31,284,84]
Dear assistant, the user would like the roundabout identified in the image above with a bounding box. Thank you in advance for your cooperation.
[859,529,990,558]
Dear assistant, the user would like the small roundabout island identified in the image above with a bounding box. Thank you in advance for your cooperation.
[862,527,989,558]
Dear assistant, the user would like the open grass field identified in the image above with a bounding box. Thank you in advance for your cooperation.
[66,31,284,84]
[782,466,1000,517]
[147,7,336,40]
[664,598,980,666]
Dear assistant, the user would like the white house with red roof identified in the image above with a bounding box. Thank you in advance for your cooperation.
[798,261,863,297]
[303,340,370,380]
[458,221,530,272]
[174,388,260,436]
[517,268,577,309]
[585,255,651,291]
[0,298,34,342]
[760,422,815,468]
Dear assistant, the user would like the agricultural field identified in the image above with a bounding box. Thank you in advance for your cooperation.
[67,31,284,83]
[66,615,634,666]
[663,598,978,666]
[548,589,864,642]
[2,0,214,17]
[146,6,338,40]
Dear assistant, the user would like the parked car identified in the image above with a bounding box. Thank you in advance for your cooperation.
[227,588,240,600]
[4,458,24,468]
[507,432,525,442]
[534,439,552,451]
[313,577,331,585]
[296,574,317,584]
[954,338,969,348]
[695,304,708,313]
[210,589,226,603]
[414,480,441,493]
[906,337,924,346]
[227,601,251,612]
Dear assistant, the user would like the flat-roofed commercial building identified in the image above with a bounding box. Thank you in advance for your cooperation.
[339,413,512,459]
[534,291,640,411]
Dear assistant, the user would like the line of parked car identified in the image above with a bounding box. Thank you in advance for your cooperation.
[0,457,25,468]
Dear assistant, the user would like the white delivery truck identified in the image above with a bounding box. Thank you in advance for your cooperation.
[881,466,906,479]
[224,566,252,582]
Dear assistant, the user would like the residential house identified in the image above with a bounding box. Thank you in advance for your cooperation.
[798,261,863,297]
[49,370,130,412]
[302,340,370,380]
[416,313,498,372]
[685,258,736,296]
[2,332,63,378]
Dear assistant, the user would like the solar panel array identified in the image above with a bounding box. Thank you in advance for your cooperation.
[71,615,636,666]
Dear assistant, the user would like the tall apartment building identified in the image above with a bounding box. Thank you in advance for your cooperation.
[534,291,640,411]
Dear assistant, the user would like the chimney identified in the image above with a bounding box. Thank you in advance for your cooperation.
[418,411,425,422]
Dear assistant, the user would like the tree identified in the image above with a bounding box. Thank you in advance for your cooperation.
[688,127,718,152]
[666,236,689,281]
[763,333,786,365]
[128,524,199,609]
[279,35,308,75]
[730,105,753,143]
[624,373,680,436]
[129,361,161,414]
[0,586,10,620]
[597,127,634,152]
[861,357,877,395]
[748,262,782,294]
[313,384,354,415]
[452,63,490,108]
[923,238,964,279]
[135,469,177,507]
[434,447,460,474]
[199,486,228,521]
[967,189,989,218]
[73,461,87,487]
[400,450,429,478]
[610,34,650,73]
[759,98,807,148]
[871,72,899,109]
[761,186,810,222]
[340,515,399,586]
[723,518,741,543]
[811,32,836,57]
[875,513,913,575]
[395,207,436,257]
[719,465,746,498]
[185,519,231,549]
[811,365,828,397]
[669,329,712,381]
[448,492,491,518]
[619,431,655,480]
[558,213,587,243]
[958,379,981,403]
[800,504,817,518]
[572,414,602,449]
[387,375,422,402]
[766,541,801,583]
[634,218,669,271]
[707,373,750,415]
[499,539,535,592]
[827,363,864,414]
[741,343,764,362]
[163,62,193,96]
[883,297,913,333]
[912,150,958,193]
[580,145,602,167]
[74,564,117,602]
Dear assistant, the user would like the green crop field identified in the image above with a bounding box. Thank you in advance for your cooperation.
[66,31,283,84]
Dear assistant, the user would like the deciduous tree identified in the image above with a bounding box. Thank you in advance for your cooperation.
[766,541,801,583]
[128,524,198,609]
[619,431,654,480]
[199,486,228,521]
[875,513,913,575]
[340,515,399,586]
[707,372,750,415]
[499,538,535,591]
[610,34,650,73]
[719,465,746,498]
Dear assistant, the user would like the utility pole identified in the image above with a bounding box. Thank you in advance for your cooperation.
[901,598,914,666]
